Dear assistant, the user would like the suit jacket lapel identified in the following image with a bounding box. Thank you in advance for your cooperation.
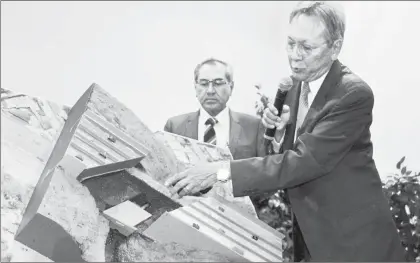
[228,110,242,157]
[297,60,342,137]
[183,111,199,140]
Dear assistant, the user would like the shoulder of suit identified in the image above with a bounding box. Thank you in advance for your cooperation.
[230,110,261,125]
[338,64,374,99]
[166,111,197,124]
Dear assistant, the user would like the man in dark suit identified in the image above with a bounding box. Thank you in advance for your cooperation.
[164,58,266,160]
[164,1,405,261]
[164,58,271,205]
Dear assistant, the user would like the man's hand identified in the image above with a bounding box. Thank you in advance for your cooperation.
[164,161,223,198]
[262,103,290,141]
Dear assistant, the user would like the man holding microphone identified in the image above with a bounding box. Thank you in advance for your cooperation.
[164,1,405,261]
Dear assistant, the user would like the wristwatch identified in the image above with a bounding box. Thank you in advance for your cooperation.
[216,162,231,182]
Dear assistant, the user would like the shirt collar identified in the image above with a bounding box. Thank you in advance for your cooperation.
[199,105,230,124]
[307,70,329,95]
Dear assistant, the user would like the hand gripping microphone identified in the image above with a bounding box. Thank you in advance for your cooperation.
[263,76,294,144]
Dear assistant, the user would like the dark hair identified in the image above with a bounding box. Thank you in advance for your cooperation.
[194,58,233,83]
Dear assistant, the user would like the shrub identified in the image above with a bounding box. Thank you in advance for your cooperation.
[383,156,420,262]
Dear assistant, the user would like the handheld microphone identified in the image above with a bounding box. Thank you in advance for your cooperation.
[263,76,294,144]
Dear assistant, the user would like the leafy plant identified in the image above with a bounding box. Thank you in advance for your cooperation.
[383,156,420,262]
[255,84,271,118]
[255,190,293,262]
[254,85,293,260]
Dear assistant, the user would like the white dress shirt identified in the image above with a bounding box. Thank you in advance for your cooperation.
[198,106,230,147]
[272,72,329,151]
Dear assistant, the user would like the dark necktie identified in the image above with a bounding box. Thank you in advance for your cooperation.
[204,117,217,145]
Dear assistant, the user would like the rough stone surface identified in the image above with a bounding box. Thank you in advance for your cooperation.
[114,232,231,262]
[38,166,110,262]
[1,115,109,262]
[1,168,33,262]
[1,87,261,262]
[85,86,257,217]
[87,87,183,180]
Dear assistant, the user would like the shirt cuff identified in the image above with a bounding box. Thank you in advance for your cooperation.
[271,135,284,153]
[221,161,232,180]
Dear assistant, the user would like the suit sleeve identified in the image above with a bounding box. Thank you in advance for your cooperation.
[231,88,374,197]
[256,120,267,157]
[164,119,172,133]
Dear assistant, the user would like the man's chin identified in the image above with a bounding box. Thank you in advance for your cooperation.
[204,99,220,105]
[291,71,307,81]
[202,103,221,114]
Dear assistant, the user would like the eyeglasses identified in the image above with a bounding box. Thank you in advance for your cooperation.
[287,40,328,56]
[196,79,229,88]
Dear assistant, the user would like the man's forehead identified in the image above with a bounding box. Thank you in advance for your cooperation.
[287,15,326,43]
[197,63,228,79]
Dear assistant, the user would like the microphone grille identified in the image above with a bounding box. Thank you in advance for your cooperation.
[278,76,294,91]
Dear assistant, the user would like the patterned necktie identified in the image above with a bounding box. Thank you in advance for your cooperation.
[204,117,218,145]
[296,82,310,132]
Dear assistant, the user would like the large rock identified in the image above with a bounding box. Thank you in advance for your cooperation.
[1,85,261,262]
[86,86,183,180]
[1,89,67,142]
[114,232,230,262]
[1,115,109,262]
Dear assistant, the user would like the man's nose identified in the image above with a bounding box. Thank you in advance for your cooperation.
[289,45,303,60]
[206,84,216,94]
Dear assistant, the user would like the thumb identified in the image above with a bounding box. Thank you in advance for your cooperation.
[282,105,290,114]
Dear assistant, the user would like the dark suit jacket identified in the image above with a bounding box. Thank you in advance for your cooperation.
[164,109,266,160]
[230,60,405,261]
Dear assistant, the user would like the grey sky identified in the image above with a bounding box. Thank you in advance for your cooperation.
[2,1,419,177]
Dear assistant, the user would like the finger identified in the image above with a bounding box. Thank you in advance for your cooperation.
[267,110,282,124]
[170,177,191,196]
[178,181,197,197]
[171,192,181,200]
[190,185,206,197]
[277,105,291,127]
[181,172,215,197]
[165,171,187,187]
[178,186,192,198]
[262,115,275,129]
[263,119,275,129]
[200,174,217,189]
[281,105,290,114]
[267,103,279,116]
[265,110,278,123]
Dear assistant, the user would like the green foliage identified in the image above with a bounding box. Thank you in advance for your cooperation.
[383,157,420,262]
[255,190,293,261]
[254,84,270,118]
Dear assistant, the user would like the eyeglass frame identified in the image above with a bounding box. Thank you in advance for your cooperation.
[195,78,231,89]
[286,38,330,57]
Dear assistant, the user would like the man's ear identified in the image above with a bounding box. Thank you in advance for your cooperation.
[194,84,199,97]
[331,38,343,60]
[230,81,235,92]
